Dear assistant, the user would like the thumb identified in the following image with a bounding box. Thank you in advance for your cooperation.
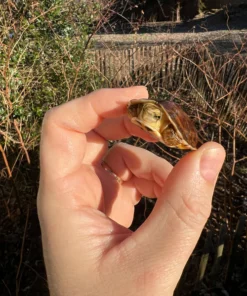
[133,142,225,293]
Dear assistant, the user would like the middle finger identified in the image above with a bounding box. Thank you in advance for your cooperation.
[95,115,158,142]
[85,115,157,165]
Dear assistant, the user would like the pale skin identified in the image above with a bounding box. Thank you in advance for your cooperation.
[37,86,225,296]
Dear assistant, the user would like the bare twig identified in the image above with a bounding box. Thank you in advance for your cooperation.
[0,144,12,178]
[13,120,30,164]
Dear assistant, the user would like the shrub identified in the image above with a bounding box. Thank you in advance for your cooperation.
[0,0,103,163]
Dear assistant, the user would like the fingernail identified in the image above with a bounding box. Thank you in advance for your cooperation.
[131,86,148,99]
[200,148,224,183]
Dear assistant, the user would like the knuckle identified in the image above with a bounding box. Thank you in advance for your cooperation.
[167,192,211,230]
[181,192,211,228]
[42,107,59,131]
[43,107,56,123]
[90,88,109,98]
[40,109,57,138]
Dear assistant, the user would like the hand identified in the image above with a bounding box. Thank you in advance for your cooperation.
[37,86,225,296]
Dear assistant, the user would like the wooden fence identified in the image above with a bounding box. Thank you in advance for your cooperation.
[92,44,185,88]
[91,42,247,136]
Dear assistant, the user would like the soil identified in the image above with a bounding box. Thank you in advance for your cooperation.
[94,5,247,50]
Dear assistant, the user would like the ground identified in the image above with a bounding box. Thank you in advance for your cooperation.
[95,5,247,49]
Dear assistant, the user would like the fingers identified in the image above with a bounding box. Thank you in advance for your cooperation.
[132,142,225,290]
[83,115,157,165]
[95,115,157,143]
[103,143,173,191]
[101,143,173,227]
[40,87,148,180]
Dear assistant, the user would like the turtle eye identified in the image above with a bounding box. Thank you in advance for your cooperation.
[153,115,161,120]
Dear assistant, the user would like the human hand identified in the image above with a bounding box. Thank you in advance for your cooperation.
[37,86,225,296]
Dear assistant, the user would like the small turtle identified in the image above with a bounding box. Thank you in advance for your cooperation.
[127,99,198,150]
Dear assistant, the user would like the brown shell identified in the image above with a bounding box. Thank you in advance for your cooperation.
[159,101,198,150]
[127,99,198,150]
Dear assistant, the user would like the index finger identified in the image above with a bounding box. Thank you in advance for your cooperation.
[40,87,148,180]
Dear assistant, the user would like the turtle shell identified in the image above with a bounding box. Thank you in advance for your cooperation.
[127,99,198,150]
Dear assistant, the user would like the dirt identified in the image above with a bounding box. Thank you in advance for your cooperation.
[94,5,247,50]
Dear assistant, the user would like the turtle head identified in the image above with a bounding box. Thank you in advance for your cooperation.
[127,99,165,139]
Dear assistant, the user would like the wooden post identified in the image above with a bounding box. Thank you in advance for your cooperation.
[176,1,181,22]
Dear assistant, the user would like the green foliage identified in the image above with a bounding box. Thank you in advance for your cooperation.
[0,0,102,149]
